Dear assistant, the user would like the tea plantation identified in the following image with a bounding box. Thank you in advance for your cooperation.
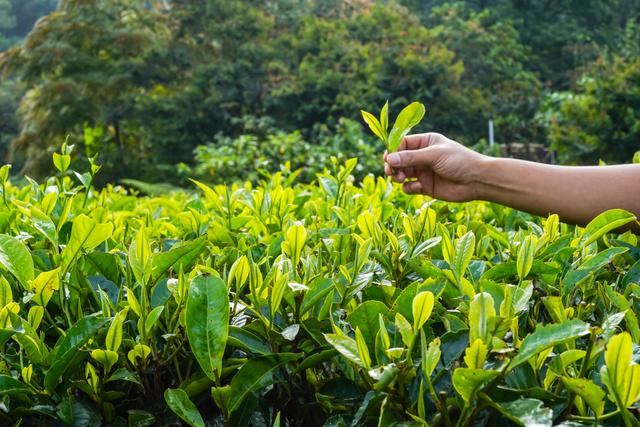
[0,153,638,427]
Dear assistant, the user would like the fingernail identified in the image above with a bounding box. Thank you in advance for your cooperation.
[387,153,400,166]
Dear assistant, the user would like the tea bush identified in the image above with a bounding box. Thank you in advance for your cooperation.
[0,149,638,427]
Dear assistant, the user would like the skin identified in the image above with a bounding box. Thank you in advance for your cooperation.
[384,133,640,230]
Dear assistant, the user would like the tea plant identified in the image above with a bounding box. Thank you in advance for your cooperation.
[361,101,426,152]
[0,147,637,426]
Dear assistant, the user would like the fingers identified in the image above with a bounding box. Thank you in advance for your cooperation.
[386,146,437,169]
[402,133,439,150]
[402,180,423,194]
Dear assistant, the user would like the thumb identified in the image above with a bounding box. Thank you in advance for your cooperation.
[386,147,437,168]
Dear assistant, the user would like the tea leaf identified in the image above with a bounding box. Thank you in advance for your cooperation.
[60,215,113,274]
[388,102,426,152]
[324,333,363,367]
[510,320,590,370]
[464,338,488,369]
[601,332,640,408]
[560,377,605,417]
[151,237,207,283]
[44,314,109,392]
[516,235,535,280]
[498,399,552,427]
[454,231,475,281]
[346,300,388,351]
[0,375,31,395]
[579,209,636,248]
[468,292,495,345]
[186,275,229,381]
[452,368,498,402]
[355,327,372,370]
[412,291,434,333]
[0,235,34,290]
[165,388,205,427]
[361,110,386,145]
[380,101,389,136]
[227,353,301,413]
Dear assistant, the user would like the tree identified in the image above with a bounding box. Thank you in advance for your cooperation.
[0,0,172,180]
[538,54,640,164]
[0,0,15,50]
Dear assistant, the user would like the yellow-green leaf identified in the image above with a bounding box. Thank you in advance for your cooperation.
[468,292,495,345]
[412,291,434,333]
[31,268,60,307]
[517,235,536,280]
[464,338,488,369]
[355,327,371,370]
[361,110,386,144]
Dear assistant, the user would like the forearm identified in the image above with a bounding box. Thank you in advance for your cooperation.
[474,157,640,228]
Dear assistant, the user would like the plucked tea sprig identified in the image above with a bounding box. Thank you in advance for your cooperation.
[361,101,426,152]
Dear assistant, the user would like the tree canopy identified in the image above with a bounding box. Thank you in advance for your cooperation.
[1,0,639,181]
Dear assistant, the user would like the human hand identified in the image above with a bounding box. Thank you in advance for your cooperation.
[383,133,488,202]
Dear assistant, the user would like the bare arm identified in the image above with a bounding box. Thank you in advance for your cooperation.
[384,133,640,229]
[475,158,640,227]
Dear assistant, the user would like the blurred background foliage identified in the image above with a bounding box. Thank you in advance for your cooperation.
[0,0,639,185]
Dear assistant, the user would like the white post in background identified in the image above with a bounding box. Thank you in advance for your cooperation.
[488,120,494,146]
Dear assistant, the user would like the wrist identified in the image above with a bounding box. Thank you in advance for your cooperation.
[471,155,503,201]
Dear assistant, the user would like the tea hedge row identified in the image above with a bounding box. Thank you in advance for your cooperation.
[0,154,638,426]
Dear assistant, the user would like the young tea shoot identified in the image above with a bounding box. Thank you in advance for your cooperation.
[361,101,426,152]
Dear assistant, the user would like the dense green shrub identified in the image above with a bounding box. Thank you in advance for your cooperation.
[185,118,381,185]
[538,55,640,164]
[0,151,638,426]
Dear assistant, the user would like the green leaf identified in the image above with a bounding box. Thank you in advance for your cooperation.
[300,277,333,316]
[510,320,590,370]
[151,237,206,283]
[601,332,640,408]
[452,368,499,402]
[227,353,301,413]
[361,110,386,145]
[44,314,109,392]
[498,399,552,427]
[60,215,113,274]
[469,292,495,345]
[0,374,30,395]
[380,101,389,136]
[284,223,307,266]
[560,377,605,417]
[562,247,628,291]
[0,234,34,290]
[388,102,426,152]
[90,349,119,374]
[186,275,229,381]
[144,306,164,336]
[394,313,414,348]
[164,388,205,427]
[346,300,388,351]
[106,310,127,353]
[421,332,441,377]
[52,152,71,172]
[324,333,362,367]
[453,231,475,281]
[29,206,58,246]
[0,276,12,307]
[129,227,151,285]
[464,338,488,369]
[355,327,371,370]
[579,209,636,248]
[31,268,60,307]
[516,235,535,280]
[227,326,271,355]
[412,291,434,333]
